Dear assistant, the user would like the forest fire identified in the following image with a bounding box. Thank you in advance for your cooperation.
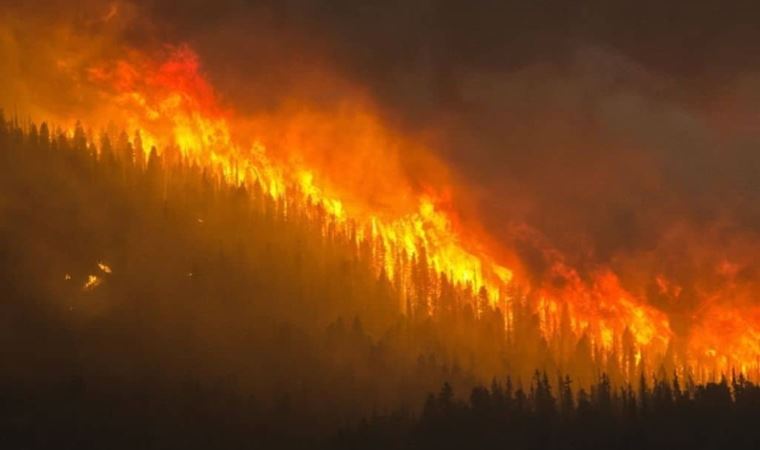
[81,46,517,301]
[30,42,752,382]
[1,0,758,387]
[7,4,760,450]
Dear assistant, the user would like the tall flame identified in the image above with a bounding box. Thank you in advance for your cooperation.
[12,42,760,382]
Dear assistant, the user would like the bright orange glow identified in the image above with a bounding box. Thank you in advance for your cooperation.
[98,262,112,274]
[18,43,760,382]
[83,275,102,291]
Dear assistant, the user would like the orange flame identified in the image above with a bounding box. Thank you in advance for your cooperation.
[17,42,760,381]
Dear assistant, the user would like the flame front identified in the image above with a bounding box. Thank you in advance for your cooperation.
[9,38,760,381]
[82,46,514,301]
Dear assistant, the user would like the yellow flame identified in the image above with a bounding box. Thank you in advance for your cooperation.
[28,44,760,379]
[98,262,112,274]
[83,275,101,291]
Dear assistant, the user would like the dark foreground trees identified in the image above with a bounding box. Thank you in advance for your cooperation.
[334,372,760,450]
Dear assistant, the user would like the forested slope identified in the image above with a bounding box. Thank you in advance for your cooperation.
[0,115,503,448]
[2,115,760,450]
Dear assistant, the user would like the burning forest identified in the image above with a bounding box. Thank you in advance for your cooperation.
[1,1,759,449]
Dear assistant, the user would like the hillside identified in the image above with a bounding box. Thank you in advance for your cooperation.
[0,115,514,447]
[2,114,760,450]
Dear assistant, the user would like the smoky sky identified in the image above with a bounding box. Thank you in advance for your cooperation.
[133,1,760,280]
[6,1,760,293]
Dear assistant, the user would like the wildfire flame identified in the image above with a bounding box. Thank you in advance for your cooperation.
[8,37,760,380]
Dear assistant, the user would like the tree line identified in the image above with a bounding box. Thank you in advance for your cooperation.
[334,371,760,450]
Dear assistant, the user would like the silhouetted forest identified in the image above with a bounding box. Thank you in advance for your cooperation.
[0,112,758,449]
[334,372,760,450]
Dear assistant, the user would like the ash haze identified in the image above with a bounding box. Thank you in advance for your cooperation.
[1,2,760,449]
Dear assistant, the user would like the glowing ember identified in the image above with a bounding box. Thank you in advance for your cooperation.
[83,275,102,291]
